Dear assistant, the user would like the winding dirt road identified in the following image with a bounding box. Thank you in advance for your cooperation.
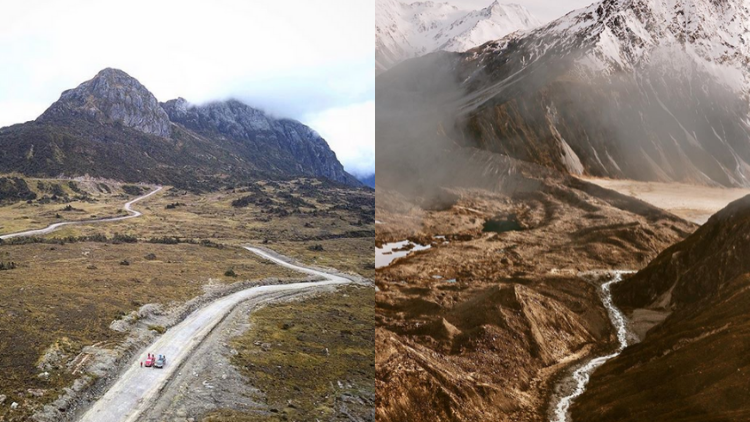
[78,249,353,422]
[1,183,358,421]
[0,185,162,240]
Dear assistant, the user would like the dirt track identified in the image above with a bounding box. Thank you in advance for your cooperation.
[0,180,361,422]
[0,185,162,240]
[77,247,353,422]
[137,286,339,421]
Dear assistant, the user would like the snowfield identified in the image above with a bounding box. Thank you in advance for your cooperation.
[376,0,542,72]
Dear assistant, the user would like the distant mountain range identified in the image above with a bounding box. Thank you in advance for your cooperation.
[358,174,375,188]
[376,0,541,73]
[0,68,361,189]
[378,0,750,187]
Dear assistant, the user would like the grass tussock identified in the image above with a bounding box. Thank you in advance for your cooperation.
[204,285,374,421]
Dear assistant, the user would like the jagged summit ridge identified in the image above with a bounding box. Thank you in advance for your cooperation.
[0,69,362,187]
[40,68,172,137]
[435,1,542,52]
[161,98,359,185]
[375,0,541,72]
[481,0,750,89]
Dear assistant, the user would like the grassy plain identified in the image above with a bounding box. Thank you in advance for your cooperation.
[0,177,129,234]
[0,176,374,421]
[203,284,374,422]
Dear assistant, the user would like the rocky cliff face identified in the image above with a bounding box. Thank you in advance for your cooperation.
[40,68,171,137]
[161,99,360,186]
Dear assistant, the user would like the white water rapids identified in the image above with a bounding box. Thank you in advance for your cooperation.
[550,271,633,422]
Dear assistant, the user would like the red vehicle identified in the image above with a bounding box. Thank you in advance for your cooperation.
[144,354,155,367]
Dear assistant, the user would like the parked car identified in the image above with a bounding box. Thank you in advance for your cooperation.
[145,355,155,367]
[154,355,165,368]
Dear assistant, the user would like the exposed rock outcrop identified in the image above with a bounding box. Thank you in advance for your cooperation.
[162,98,360,185]
[40,68,171,137]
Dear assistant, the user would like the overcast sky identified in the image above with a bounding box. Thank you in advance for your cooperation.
[407,0,594,23]
[0,0,375,178]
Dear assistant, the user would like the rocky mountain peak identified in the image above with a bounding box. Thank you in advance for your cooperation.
[0,69,362,187]
[39,68,171,137]
[95,67,130,79]
[162,97,191,118]
[486,1,523,14]
[529,0,750,79]
[375,0,540,73]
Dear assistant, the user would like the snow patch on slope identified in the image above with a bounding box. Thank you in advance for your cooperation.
[437,2,543,52]
[376,0,542,72]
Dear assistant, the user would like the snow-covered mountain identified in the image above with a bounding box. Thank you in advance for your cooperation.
[436,2,543,52]
[378,0,750,187]
[509,0,750,91]
[375,0,542,73]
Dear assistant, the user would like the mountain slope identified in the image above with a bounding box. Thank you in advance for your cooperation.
[358,174,375,188]
[161,98,360,186]
[375,0,541,73]
[435,1,542,53]
[573,193,750,421]
[0,117,229,189]
[39,68,171,137]
[0,69,361,188]
[378,0,750,187]
[374,145,695,421]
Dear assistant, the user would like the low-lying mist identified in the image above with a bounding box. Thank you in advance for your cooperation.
[375,52,550,205]
[377,42,750,198]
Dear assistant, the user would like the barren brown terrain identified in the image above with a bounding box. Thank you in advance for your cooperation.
[375,152,696,422]
[0,176,136,234]
[573,194,750,422]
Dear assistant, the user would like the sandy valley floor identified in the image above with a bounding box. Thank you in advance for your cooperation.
[582,177,750,224]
